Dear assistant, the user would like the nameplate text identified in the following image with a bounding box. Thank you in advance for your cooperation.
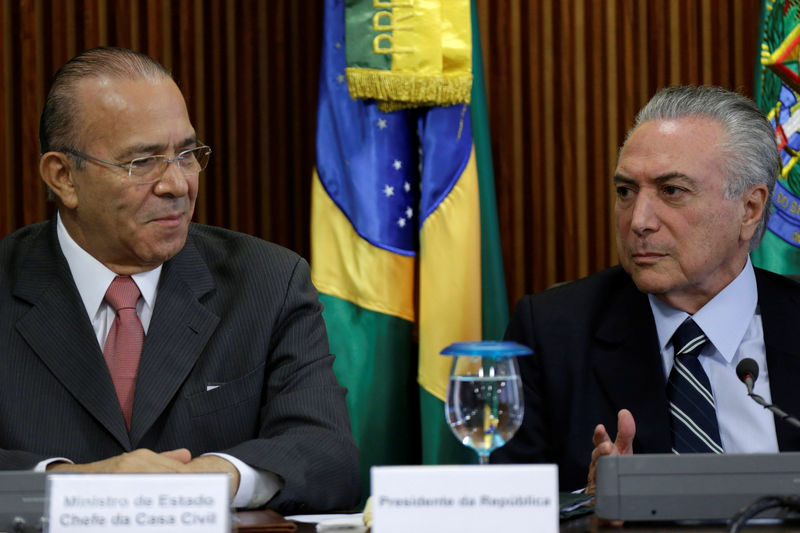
[371,464,558,533]
[47,473,229,532]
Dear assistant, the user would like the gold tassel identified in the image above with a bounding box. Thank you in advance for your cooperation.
[346,68,473,110]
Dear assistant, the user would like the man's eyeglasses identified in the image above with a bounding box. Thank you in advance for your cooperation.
[65,145,212,181]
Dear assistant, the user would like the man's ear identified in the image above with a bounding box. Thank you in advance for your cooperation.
[40,151,78,209]
[740,183,769,242]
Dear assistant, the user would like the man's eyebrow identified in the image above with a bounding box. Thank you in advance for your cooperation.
[116,135,198,159]
[612,172,694,184]
[177,135,199,149]
[653,172,692,183]
[613,174,635,185]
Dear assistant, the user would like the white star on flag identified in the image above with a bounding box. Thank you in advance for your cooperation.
[383,185,395,197]
[404,181,411,192]
[377,118,388,130]
[397,217,406,228]
[393,159,402,170]
[336,74,345,84]
[405,207,413,218]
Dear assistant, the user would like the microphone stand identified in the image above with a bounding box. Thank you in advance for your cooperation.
[743,377,800,429]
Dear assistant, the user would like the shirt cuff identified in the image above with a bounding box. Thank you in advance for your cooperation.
[203,453,283,508]
[34,458,74,472]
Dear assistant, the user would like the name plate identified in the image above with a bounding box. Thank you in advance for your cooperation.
[371,464,558,533]
[47,473,229,533]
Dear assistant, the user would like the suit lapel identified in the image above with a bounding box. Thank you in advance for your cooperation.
[13,220,131,449]
[129,232,220,446]
[757,270,800,451]
[592,278,672,453]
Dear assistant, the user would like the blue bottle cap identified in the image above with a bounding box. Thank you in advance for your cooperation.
[440,341,532,357]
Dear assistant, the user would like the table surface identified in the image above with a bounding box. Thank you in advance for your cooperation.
[563,515,799,532]
[287,515,800,532]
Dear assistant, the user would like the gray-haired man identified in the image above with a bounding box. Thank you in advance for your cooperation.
[492,86,800,493]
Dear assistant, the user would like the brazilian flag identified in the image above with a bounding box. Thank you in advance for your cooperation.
[310,0,508,500]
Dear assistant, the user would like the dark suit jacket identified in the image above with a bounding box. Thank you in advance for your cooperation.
[0,219,360,513]
[491,265,800,491]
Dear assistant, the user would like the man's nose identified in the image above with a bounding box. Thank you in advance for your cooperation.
[153,160,190,197]
[629,193,660,235]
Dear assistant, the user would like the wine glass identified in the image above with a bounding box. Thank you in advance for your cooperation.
[443,341,531,464]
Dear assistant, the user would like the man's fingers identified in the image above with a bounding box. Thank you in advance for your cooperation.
[588,424,617,494]
[160,448,192,464]
[592,423,611,447]
[614,409,636,454]
[591,440,616,463]
[588,410,637,496]
[51,449,192,474]
[106,449,188,472]
[587,442,612,495]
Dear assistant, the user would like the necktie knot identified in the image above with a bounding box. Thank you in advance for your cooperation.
[671,318,707,359]
[105,276,141,313]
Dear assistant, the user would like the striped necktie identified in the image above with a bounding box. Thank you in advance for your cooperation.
[666,318,723,454]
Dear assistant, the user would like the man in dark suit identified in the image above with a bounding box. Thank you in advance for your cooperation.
[492,86,800,492]
[0,47,359,513]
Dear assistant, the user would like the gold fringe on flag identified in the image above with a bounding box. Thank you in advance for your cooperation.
[346,69,473,111]
[345,0,472,109]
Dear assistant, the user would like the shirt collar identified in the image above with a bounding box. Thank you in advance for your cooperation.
[56,213,162,318]
[648,256,757,363]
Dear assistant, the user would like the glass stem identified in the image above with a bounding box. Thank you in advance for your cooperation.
[478,453,490,465]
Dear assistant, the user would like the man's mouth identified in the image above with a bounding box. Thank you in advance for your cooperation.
[631,251,666,264]
[150,212,184,227]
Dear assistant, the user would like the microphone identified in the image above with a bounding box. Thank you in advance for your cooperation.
[736,358,800,429]
[735,358,758,393]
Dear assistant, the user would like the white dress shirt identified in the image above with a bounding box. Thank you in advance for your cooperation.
[648,256,779,453]
[36,214,281,508]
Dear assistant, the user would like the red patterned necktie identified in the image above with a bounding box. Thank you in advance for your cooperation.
[102,276,144,430]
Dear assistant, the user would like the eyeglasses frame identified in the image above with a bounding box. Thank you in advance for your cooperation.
[64,144,212,178]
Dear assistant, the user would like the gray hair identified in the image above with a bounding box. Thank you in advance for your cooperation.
[39,46,172,157]
[625,86,778,251]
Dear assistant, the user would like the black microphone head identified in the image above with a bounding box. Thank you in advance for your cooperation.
[736,358,759,384]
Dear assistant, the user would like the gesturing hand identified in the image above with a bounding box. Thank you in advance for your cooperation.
[586,409,636,494]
